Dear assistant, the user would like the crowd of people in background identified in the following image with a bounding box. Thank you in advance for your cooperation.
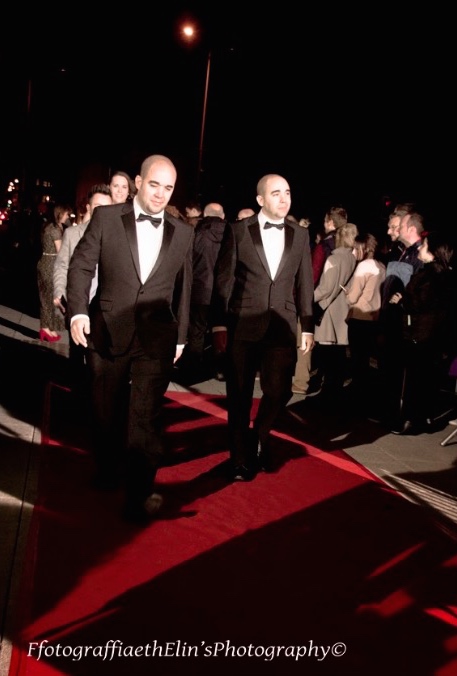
[0,160,456,521]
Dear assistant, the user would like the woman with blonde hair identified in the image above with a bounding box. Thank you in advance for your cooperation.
[313,222,358,399]
[345,232,386,408]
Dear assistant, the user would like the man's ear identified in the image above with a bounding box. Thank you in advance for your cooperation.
[256,195,263,207]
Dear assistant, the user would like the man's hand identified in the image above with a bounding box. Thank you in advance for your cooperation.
[213,329,228,354]
[70,318,90,347]
[300,333,314,354]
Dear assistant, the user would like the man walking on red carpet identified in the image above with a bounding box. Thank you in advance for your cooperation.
[67,154,194,523]
[211,173,314,481]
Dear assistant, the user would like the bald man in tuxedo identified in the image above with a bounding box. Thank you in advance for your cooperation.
[212,174,314,481]
[67,154,194,523]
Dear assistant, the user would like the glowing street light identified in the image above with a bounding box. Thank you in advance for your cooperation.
[182,24,194,38]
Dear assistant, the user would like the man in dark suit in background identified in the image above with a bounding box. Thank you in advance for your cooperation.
[212,174,314,481]
[67,154,194,522]
[175,201,227,381]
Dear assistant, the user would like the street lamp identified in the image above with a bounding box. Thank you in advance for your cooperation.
[197,50,211,192]
[181,23,211,196]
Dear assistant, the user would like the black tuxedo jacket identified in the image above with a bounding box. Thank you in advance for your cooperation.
[212,215,314,344]
[67,202,194,360]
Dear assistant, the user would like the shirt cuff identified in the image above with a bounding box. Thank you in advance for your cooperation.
[70,314,89,325]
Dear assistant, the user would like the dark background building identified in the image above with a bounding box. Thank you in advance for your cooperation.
[0,4,452,234]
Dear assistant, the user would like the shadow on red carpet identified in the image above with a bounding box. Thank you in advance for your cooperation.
[8,384,457,676]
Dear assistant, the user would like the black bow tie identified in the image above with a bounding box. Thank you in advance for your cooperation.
[137,213,162,227]
[264,221,284,230]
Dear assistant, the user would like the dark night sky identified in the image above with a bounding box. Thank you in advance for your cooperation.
[1,3,453,229]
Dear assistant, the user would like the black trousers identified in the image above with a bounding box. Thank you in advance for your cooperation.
[347,318,377,396]
[225,331,296,467]
[317,344,348,392]
[401,339,442,424]
[68,338,89,395]
[86,336,173,502]
[377,321,405,422]
[186,303,210,356]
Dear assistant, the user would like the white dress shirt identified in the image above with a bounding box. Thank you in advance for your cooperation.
[213,211,313,342]
[258,211,313,341]
[134,201,184,351]
[71,201,165,324]
[134,199,164,283]
[258,211,285,279]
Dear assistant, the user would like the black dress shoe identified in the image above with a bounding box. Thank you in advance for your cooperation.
[424,418,438,433]
[232,464,256,482]
[305,375,323,397]
[123,493,163,524]
[391,420,416,435]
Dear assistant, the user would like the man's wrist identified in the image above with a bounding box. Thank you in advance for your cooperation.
[70,314,89,326]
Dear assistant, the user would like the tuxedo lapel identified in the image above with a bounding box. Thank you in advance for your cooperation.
[274,223,294,279]
[249,221,271,277]
[122,210,141,280]
[122,211,175,283]
[249,220,294,279]
[145,218,174,281]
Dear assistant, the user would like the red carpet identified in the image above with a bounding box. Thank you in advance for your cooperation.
[8,384,457,676]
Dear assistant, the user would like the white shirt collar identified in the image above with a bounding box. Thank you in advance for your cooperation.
[258,211,285,228]
[133,197,164,221]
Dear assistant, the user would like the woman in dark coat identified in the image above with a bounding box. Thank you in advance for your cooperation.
[391,231,456,434]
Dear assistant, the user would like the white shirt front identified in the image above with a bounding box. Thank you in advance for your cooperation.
[258,211,285,279]
[134,199,164,283]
